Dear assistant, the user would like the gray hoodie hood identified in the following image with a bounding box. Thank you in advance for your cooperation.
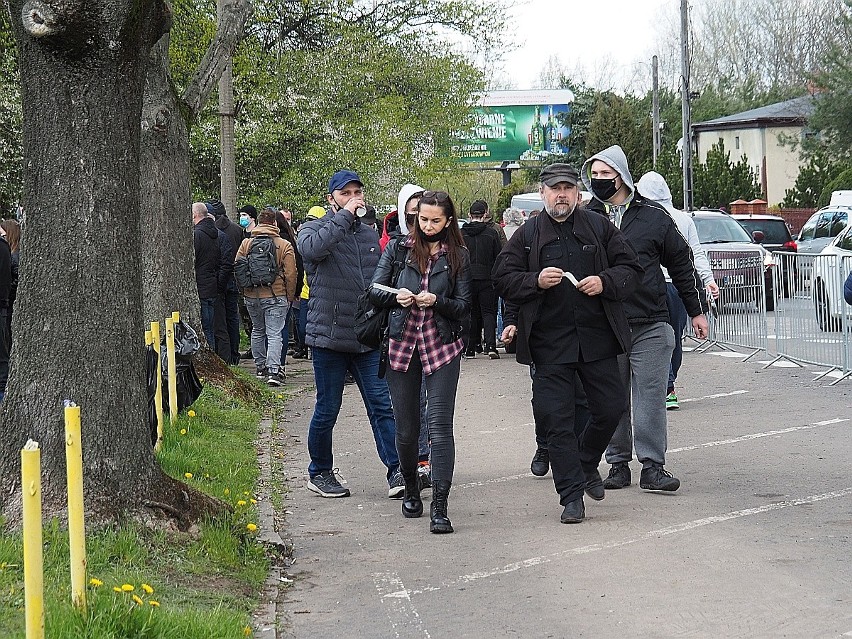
[396,183,425,235]
[580,144,635,203]
[635,171,677,215]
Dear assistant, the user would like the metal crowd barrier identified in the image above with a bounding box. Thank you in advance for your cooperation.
[690,248,768,359]
[766,252,852,385]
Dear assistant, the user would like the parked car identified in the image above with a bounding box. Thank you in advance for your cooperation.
[811,224,852,331]
[510,190,592,216]
[796,206,850,254]
[692,210,775,311]
[731,213,797,296]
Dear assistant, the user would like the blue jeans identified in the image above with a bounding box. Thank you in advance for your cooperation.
[245,297,289,373]
[666,282,688,393]
[199,297,217,349]
[308,347,399,481]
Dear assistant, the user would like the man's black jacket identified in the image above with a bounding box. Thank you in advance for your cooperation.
[492,208,642,366]
[587,194,707,323]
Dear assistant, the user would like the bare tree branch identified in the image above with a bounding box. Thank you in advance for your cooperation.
[181,0,253,120]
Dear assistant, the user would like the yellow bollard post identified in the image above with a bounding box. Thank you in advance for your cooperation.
[151,321,164,452]
[165,318,178,422]
[21,439,44,639]
[64,401,86,611]
[145,330,152,346]
[172,311,180,323]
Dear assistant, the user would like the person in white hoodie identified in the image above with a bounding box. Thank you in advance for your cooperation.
[635,171,720,410]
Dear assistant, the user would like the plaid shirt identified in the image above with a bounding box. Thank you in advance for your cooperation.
[388,248,463,374]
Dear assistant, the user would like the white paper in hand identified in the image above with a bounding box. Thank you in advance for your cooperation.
[562,271,579,287]
[372,282,401,295]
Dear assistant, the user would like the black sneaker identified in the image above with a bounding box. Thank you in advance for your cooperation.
[255,366,267,379]
[530,447,550,476]
[603,462,631,489]
[267,370,286,387]
[388,469,405,498]
[640,464,680,492]
[417,462,432,491]
[487,350,500,360]
[307,470,350,498]
[241,349,254,360]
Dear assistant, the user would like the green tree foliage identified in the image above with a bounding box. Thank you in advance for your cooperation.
[807,1,852,163]
[0,14,21,215]
[585,92,652,179]
[496,179,531,214]
[782,151,850,208]
[817,167,852,207]
[182,0,499,213]
[692,141,761,209]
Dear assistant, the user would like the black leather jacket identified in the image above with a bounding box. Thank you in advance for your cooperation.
[370,238,472,344]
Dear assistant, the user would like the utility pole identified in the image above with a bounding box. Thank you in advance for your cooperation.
[680,0,693,211]
[652,55,660,167]
[218,0,237,219]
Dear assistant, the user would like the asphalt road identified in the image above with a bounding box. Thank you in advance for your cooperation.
[270,338,852,638]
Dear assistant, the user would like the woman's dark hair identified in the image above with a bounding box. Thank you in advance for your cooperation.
[274,211,297,248]
[414,190,466,276]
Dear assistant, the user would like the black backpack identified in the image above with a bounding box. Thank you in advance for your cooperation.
[234,235,279,289]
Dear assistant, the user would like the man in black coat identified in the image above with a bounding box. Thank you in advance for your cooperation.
[581,145,709,493]
[209,199,242,364]
[461,199,503,358]
[493,163,642,523]
[193,202,225,349]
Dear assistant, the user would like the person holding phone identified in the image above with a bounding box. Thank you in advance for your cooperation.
[370,190,471,534]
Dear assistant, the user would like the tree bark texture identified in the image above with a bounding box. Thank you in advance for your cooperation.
[0,0,169,523]
[139,0,252,328]
[140,34,199,330]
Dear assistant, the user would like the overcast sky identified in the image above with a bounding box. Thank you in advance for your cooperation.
[499,0,675,91]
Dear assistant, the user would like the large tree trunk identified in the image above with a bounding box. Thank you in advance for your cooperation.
[139,0,252,330]
[0,0,169,522]
[140,34,199,329]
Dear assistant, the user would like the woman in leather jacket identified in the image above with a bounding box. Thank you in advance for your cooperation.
[370,190,471,533]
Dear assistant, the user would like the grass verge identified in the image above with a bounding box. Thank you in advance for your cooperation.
[0,371,281,639]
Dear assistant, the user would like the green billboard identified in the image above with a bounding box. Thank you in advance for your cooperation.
[451,90,575,164]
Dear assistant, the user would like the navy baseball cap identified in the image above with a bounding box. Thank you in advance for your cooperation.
[328,170,363,193]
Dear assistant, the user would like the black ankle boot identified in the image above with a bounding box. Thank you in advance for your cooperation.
[430,480,453,534]
[401,473,422,518]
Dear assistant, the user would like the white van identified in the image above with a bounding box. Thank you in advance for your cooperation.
[510,190,592,215]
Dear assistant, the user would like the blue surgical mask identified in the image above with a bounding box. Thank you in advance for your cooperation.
[239,215,251,228]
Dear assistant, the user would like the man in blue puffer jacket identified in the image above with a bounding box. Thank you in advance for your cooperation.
[297,170,402,500]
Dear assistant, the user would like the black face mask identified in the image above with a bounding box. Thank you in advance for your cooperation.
[417,225,449,243]
[591,177,619,201]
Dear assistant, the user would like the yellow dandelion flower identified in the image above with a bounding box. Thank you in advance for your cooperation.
[89,578,103,587]
[243,491,250,496]
[237,500,247,507]
[276,394,283,399]
[149,600,160,607]
[244,626,252,636]
[224,488,230,496]
[187,410,196,417]
[113,586,122,593]
[184,472,193,479]
[250,499,257,504]
[121,584,134,592]
[246,523,258,532]
[180,428,187,435]
[132,594,144,605]
[141,583,154,594]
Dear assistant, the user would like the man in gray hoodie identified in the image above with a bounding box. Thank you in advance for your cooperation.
[581,145,709,492]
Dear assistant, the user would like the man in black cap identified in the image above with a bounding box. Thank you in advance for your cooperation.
[462,199,502,358]
[493,163,642,524]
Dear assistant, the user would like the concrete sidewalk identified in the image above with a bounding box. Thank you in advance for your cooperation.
[255,348,852,638]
